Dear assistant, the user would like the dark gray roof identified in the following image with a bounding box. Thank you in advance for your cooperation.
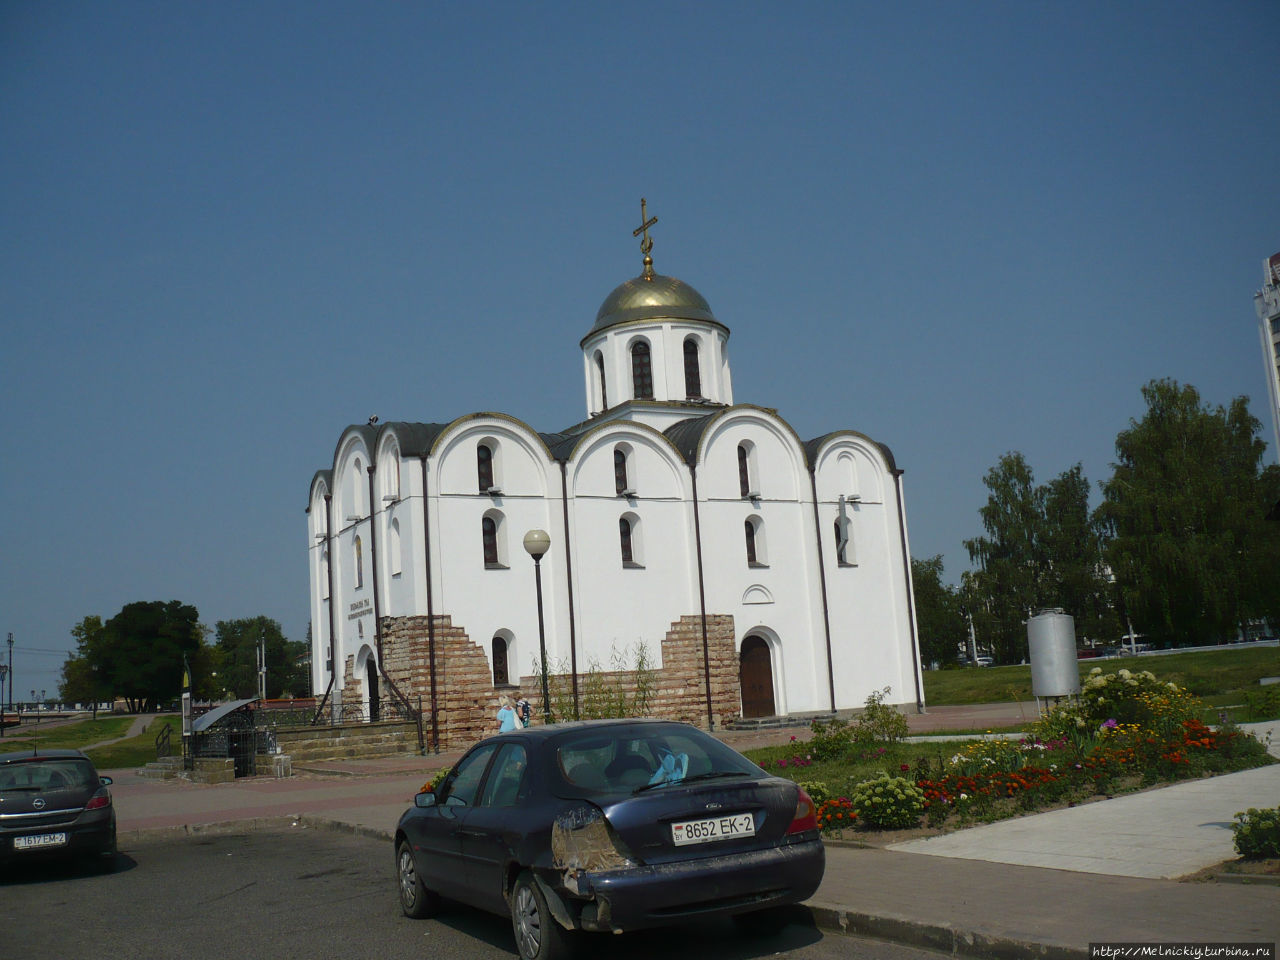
[662,414,720,466]
[803,431,900,474]
[192,698,259,732]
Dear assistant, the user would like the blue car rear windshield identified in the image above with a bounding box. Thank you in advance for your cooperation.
[555,726,762,794]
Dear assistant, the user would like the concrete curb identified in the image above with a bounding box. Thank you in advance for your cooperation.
[805,901,1086,960]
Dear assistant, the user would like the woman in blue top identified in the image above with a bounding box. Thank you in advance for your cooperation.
[497,696,518,733]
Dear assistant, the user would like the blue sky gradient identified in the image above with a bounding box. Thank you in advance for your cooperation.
[3,2,1277,697]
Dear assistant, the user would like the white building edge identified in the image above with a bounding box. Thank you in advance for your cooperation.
[306,224,924,748]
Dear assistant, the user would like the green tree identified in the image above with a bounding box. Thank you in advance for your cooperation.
[1099,379,1280,646]
[964,453,1114,661]
[58,615,108,705]
[213,617,308,700]
[963,453,1045,663]
[102,601,204,712]
[910,556,967,665]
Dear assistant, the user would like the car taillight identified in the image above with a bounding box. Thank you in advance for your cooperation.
[786,786,818,834]
[85,790,112,811]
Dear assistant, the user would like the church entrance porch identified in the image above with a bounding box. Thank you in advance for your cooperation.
[739,635,775,719]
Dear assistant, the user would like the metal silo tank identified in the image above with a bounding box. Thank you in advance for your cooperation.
[1028,609,1081,698]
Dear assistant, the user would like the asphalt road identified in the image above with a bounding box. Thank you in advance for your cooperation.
[0,828,949,960]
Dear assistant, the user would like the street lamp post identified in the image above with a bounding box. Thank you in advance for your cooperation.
[522,529,552,725]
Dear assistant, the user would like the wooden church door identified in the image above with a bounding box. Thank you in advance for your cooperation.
[739,636,776,719]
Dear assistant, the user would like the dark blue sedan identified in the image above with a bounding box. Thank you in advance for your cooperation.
[395,719,825,960]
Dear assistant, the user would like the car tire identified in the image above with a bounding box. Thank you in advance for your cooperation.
[396,839,439,919]
[510,870,572,960]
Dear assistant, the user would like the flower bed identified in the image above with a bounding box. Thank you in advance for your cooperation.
[752,668,1274,837]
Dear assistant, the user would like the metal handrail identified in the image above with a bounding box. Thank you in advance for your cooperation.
[155,722,172,759]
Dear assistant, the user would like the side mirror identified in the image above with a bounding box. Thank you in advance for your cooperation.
[99,776,113,786]
[414,791,437,808]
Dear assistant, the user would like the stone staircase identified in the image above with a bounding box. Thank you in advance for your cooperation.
[136,755,184,780]
[722,711,831,732]
[270,721,419,764]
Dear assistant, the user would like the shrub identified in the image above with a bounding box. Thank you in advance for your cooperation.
[1232,806,1280,860]
[808,716,853,761]
[848,772,924,829]
[852,687,909,743]
[796,780,831,807]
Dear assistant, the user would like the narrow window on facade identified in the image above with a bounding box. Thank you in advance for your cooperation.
[684,338,702,398]
[477,443,494,492]
[595,350,608,409]
[614,448,629,495]
[835,518,855,566]
[492,636,509,686]
[619,517,634,564]
[390,518,402,576]
[320,548,330,600]
[745,518,757,564]
[354,536,364,589]
[738,443,752,498]
[483,516,499,567]
[631,341,654,400]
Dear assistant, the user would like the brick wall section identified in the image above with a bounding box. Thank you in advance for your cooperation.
[355,613,742,752]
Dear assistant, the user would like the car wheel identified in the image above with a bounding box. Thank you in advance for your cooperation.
[396,839,439,918]
[510,870,572,960]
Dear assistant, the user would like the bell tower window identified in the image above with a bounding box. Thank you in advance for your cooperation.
[595,351,608,410]
[631,341,653,400]
[684,338,702,398]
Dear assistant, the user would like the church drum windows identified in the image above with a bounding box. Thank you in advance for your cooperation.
[595,350,608,410]
[684,337,702,398]
[630,340,654,400]
[353,536,364,589]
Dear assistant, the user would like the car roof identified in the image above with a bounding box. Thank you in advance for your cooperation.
[0,749,91,764]
[487,718,698,744]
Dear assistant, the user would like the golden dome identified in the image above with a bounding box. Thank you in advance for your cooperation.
[588,273,720,338]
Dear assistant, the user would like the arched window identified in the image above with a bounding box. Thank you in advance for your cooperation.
[477,443,494,492]
[354,536,364,589]
[745,518,757,564]
[483,510,508,568]
[492,636,509,686]
[483,516,499,566]
[684,338,702,398]
[614,448,629,495]
[738,443,753,498]
[595,350,608,409]
[619,517,634,564]
[320,547,330,601]
[631,341,653,400]
[389,518,402,576]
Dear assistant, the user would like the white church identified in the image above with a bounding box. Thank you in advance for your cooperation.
[306,206,924,749]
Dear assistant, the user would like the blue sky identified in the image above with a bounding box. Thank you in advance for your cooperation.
[2,2,1277,699]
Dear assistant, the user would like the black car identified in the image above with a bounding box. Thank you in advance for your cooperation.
[0,749,117,869]
[395,719,825,960]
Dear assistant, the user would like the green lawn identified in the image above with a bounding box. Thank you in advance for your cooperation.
[923,646,1280,709]
[0,714,180,770]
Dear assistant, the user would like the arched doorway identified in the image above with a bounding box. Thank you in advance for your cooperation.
[739,635,776,719]
[367,660,380,722]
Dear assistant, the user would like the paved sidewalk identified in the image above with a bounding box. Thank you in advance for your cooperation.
[100,707,1280,958]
